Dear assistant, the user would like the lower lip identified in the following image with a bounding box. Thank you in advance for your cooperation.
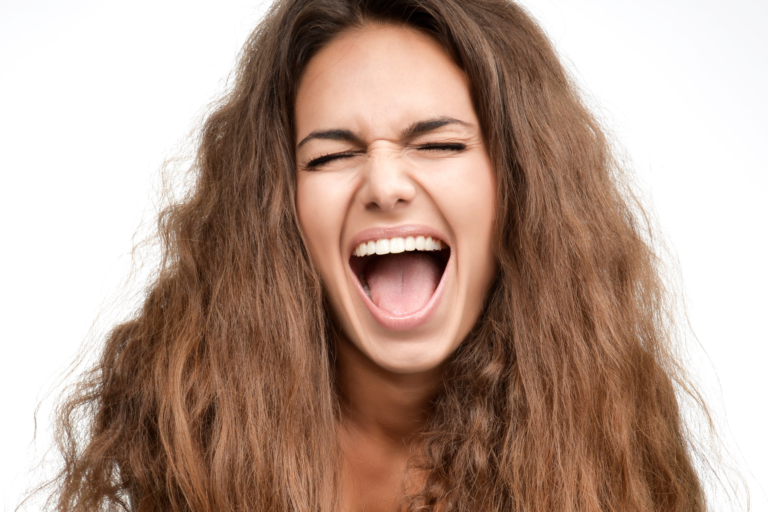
[350,254,451,331]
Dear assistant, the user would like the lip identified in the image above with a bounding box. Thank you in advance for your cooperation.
[347,224,451,331]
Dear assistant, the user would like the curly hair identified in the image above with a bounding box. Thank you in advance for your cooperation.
[44,0,709,510]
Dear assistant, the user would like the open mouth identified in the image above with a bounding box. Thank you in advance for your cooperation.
[349,236,451,316]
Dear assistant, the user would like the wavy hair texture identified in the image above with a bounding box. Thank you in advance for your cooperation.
[42,0,714,510]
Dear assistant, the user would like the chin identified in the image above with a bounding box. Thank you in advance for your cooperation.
[358,332,460,374]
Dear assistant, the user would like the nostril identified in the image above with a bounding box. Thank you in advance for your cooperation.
[366,197,410,212]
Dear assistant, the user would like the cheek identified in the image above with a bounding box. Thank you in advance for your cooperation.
[295,173,348,276]
[296,175,329,264]
[457,174,495,234]
[430,156,496,242]
[434,156,497,287]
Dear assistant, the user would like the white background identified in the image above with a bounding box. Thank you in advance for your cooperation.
[1,0,765,510]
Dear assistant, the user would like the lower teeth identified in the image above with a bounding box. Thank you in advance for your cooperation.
[359,273,372,300]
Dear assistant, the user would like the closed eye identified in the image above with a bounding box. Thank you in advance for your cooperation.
[304,143,466,169]
[305,151,362,169]
[414,142,467,152]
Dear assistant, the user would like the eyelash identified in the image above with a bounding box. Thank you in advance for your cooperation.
[305,143,467,169]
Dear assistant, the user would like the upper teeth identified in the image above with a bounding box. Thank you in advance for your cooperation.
[353,236,445,257]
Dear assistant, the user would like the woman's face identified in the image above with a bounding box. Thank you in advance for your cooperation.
[295,24,496,374]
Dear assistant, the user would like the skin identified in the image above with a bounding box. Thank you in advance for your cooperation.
[295,24,497,511]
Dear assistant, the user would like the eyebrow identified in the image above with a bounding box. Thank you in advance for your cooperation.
[401,116,472,139]
[296,116,472,149]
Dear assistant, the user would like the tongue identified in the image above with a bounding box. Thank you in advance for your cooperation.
[364,252,442,315]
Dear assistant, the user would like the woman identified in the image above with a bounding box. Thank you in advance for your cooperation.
[49,0,709,510]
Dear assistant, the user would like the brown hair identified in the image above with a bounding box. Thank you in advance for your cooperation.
[43,0,711,510]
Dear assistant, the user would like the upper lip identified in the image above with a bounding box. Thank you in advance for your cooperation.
[348,224,450,258]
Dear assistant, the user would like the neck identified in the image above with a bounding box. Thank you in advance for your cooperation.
[335,335,444,445]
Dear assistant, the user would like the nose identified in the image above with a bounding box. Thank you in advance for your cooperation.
[358,151,416,212]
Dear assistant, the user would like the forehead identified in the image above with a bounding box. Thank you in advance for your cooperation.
[294,24,476,141]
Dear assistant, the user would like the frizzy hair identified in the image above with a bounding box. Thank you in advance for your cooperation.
[43,0,710,510]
